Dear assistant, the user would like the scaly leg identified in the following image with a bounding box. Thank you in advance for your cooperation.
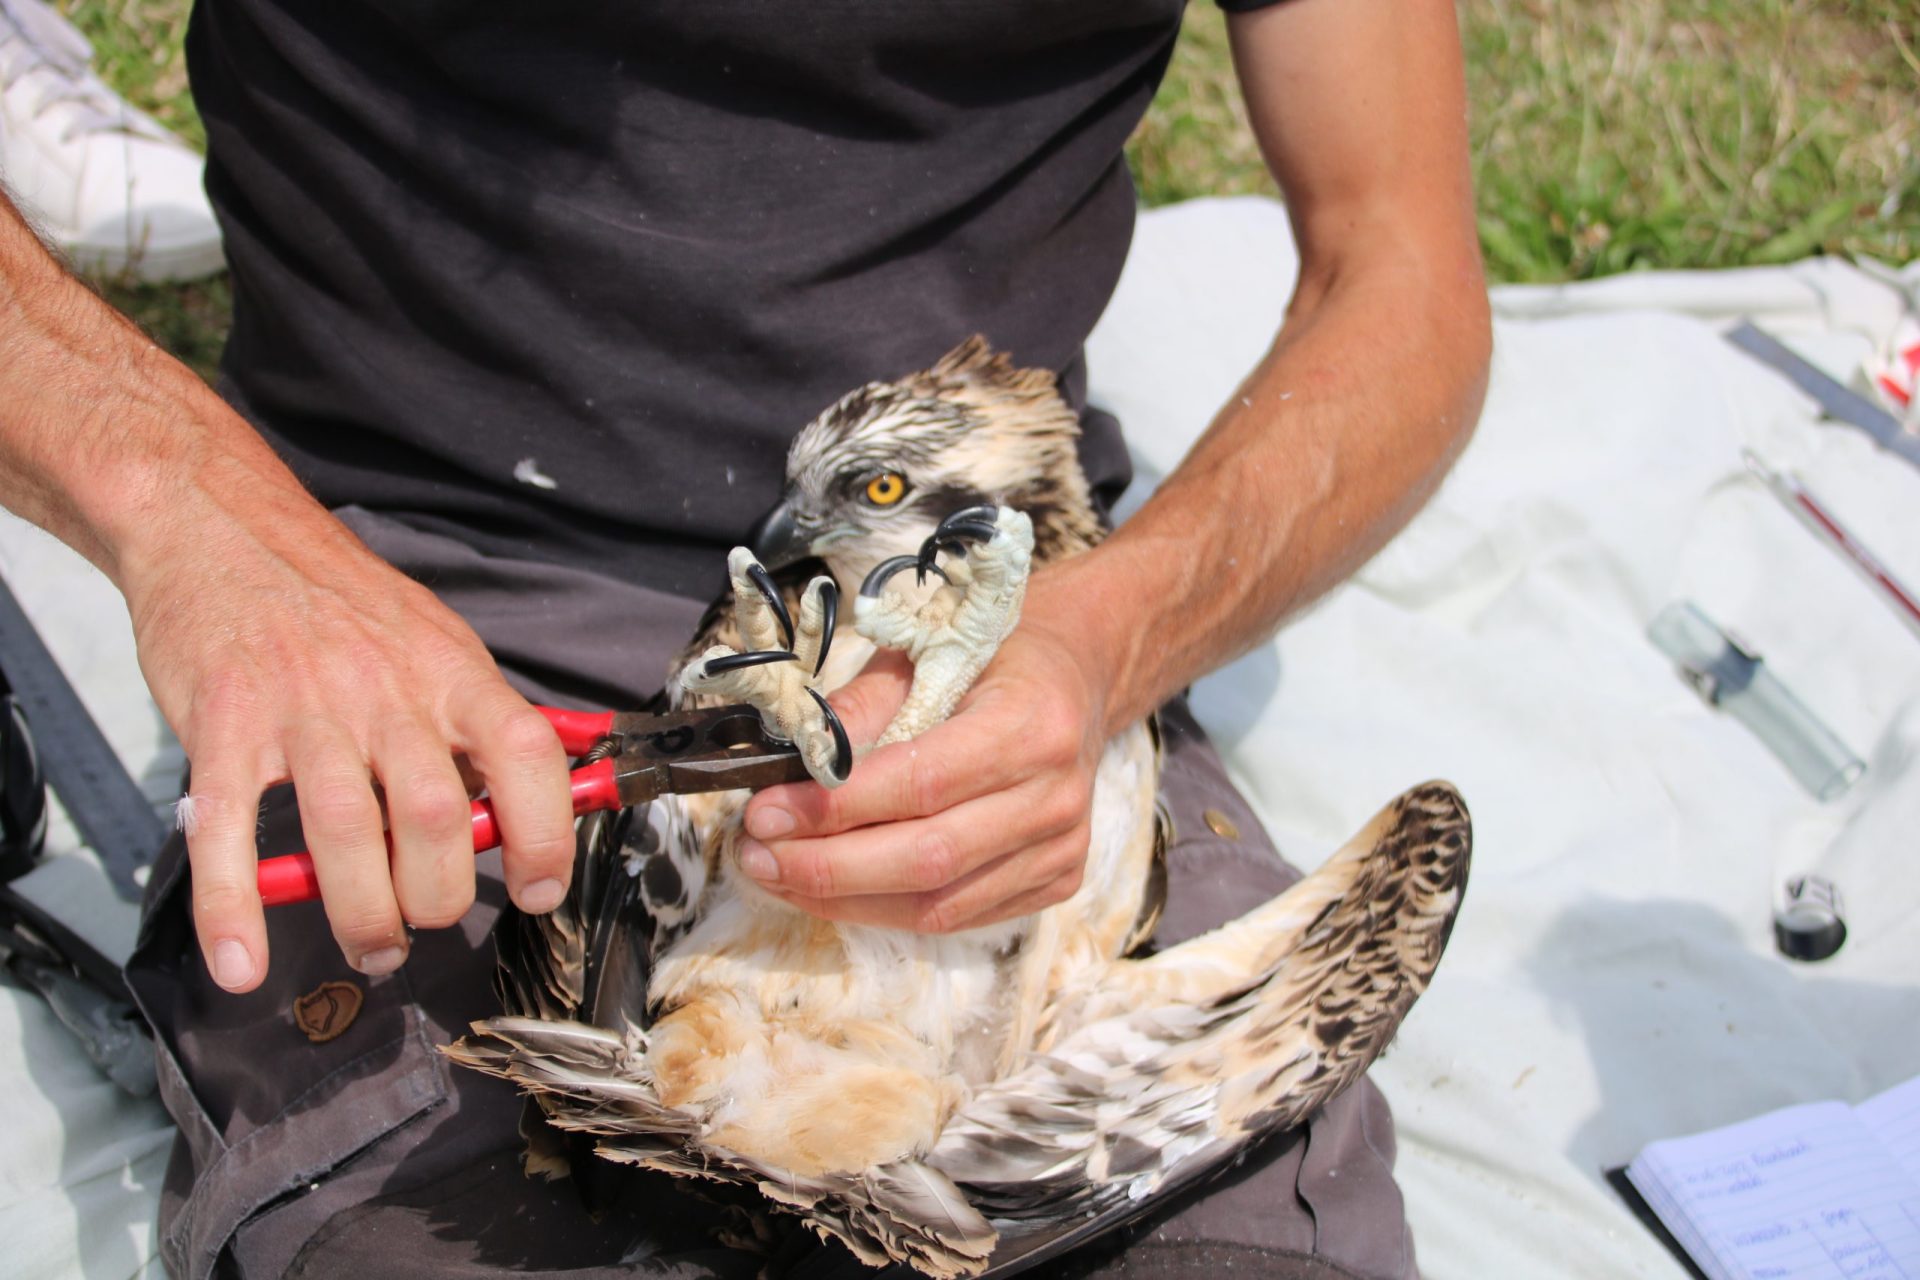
[855,506,1034,745]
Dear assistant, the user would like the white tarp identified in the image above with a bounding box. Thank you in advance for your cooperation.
[3,194,1917,1277]
[1091,197,1920,1279]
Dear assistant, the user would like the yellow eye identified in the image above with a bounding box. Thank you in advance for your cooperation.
[864,473,908,506]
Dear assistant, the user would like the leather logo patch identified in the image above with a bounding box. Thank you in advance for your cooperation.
[294,980,364,1044]
[1202,807,1241,841]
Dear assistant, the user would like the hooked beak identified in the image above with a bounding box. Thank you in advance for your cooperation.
[747,498,816,572]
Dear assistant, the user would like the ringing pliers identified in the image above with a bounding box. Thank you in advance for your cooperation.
[256,703,809,907]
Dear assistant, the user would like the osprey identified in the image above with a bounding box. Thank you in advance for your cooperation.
[448,338,1471,1277]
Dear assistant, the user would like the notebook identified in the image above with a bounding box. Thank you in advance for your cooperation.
[1621,1073,1920,1280]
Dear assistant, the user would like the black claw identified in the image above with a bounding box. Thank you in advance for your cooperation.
[912,540,948,588]
[813,580,838,678]
[914,509,1000,579]
[806,687,854,783]
[935,520,999,547]
[744,561,795,650]
[860,554,923,598]
[701,649,796,677]
[937,505,1000,537]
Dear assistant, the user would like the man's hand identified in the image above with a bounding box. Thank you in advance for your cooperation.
[129,501,577,991]
[739,574,1112,933]
[0,192,575,992]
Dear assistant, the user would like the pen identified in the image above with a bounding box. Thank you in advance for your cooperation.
[1743,450,1920,638]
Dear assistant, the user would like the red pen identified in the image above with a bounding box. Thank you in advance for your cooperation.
[1744,450,1920,638]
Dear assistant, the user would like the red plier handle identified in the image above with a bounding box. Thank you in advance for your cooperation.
[255,704,806,908]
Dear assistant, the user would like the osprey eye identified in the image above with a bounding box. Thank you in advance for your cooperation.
[863,473,909,507]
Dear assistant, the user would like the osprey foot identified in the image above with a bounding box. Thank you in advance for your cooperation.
[681,549,852,786]
[858,505,1002,599]
[692,554,803,679]
[855,506,1034,745]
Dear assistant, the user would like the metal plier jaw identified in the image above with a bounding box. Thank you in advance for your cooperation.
[257,703,806,908]
[556,703,815,807]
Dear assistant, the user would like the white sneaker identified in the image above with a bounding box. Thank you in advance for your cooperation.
[0,0,222,283]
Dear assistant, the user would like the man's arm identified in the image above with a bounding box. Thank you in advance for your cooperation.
[741,0,1491,929]
[0,192,576,988]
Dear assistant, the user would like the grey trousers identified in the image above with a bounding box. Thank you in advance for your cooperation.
[127,507,1417,1280]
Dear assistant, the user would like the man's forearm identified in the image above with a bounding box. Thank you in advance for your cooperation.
[1048,234,1491,735]
[1031,0,1492,737]
[0,190,331,596]
[0,189,579,987]
[0,187,204,579]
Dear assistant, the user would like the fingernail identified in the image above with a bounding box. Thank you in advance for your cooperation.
[739,839,778,883]
[746,805,794,840]
[519,878,566,914]
[210,939,255,991]
[355,946,407,976]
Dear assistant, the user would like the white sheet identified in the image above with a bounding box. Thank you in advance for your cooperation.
[3,196,1918,1278]
[1089,197,1920,1279]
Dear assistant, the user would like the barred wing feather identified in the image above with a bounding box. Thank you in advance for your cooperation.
[926,782,1469,1236]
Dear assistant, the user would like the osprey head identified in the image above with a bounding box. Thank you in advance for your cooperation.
[749,336,1099,584]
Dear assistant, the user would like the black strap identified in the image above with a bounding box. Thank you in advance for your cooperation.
[0,567,165,901]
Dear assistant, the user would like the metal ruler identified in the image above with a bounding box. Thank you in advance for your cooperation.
[1726,321,1920,473]
[0,568,165,901]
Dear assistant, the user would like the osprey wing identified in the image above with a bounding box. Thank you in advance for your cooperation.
[926,783,1470,1242]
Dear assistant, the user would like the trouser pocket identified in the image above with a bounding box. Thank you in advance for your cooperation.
[126,784,450,1280]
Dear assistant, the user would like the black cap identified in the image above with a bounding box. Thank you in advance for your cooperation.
[1774,876,1846,962]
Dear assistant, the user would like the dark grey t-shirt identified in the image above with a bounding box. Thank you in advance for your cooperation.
[186,1,1193,597]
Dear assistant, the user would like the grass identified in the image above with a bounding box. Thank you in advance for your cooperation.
[1127,9,1278,207]
[1133,1,1919,282]
[1457,0,1919,280]
[45,0,1920,372]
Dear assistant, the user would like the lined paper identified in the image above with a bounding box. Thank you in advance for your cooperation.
[1627,1096,1920,1279]
[1859,1076,1920,1186]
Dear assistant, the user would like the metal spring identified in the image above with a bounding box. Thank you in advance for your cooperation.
[579,735,622,765]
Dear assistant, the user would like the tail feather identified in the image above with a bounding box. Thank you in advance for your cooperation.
[444,1017,702,1139]
[448,1016,997,1276]
[599,1137,995,1277]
